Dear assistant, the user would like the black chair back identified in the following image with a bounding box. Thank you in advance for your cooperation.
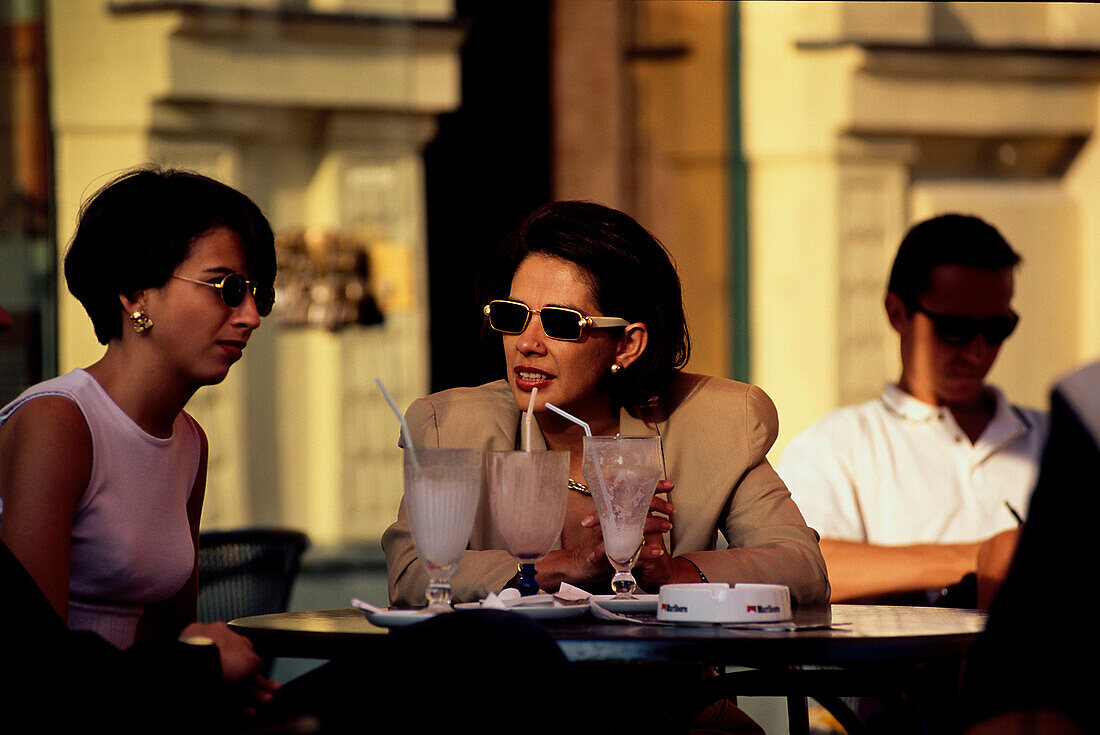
[197,528,310,624]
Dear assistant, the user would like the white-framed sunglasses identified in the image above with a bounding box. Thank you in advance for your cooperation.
[483,299,627,341]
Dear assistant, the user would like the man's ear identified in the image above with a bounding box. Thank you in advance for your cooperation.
[885,292,911,336]
[615,322,648,370]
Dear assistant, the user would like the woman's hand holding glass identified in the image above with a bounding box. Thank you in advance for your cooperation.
[580,480,679,590]
[532,495,612,591]
[531,480,678,592]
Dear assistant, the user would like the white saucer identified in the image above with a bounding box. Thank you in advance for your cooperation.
[361,608,437,628]
[455,602,588,620]
[588,594,659,613]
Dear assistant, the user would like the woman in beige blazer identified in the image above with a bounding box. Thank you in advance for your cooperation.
[383,202,829,608]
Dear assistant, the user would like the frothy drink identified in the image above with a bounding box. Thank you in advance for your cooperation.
[407,473,480,569]
[594,468,660,558]
[588,466,662,562]
[582,436,663,571]
[404,449,482,571]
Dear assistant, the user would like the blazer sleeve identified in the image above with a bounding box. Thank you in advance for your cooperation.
[380,394,519,608]
[676,383,831,606]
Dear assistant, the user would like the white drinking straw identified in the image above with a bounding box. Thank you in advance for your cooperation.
[375,378,418,466]
[544,401,607,500]
[524,387,537,452]
[544,401,592,436]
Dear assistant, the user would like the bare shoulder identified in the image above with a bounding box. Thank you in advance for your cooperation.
[1,394,91,451]
[0,395,92,502]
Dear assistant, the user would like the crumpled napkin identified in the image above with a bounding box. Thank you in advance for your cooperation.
[480,585,596,609]
[479,589,516,609]
[554,582,591,602]
[482,588,561,608]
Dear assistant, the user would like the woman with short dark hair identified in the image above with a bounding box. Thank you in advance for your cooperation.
[0,167,276,693]
[383,201,829,607]
[64,167,276,346]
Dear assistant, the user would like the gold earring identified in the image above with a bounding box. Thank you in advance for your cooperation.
[130,310,153,333]
[610,362,622,374]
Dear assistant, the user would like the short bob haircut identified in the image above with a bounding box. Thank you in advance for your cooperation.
[64,166,276,345]
[887,213,1021,307]
[485,201,690,408]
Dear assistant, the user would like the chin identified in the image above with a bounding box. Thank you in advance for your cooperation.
[940,381,986,404]
[195,366,234,387]
[509,383,543,412]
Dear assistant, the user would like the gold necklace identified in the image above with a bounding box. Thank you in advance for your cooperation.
[567,478,591,496]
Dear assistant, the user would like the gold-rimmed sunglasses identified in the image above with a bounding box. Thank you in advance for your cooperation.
[483,299,628,342]
[172,273,275,317]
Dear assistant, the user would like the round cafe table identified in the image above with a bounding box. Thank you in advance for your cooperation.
[231,603,985,734]
[230,604,984,665]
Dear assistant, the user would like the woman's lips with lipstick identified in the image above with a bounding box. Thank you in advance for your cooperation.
[514,367,554,391]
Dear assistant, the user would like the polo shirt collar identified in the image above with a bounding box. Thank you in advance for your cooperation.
[880,383,943,421]
[980,386,1033,449]
[880,382,1032,450]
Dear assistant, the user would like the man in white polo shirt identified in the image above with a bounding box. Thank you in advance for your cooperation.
[778,214,1049,604]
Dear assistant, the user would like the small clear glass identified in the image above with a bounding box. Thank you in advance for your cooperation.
[582,435,663,598]
[404,448,483,612]
[488,450,570,595]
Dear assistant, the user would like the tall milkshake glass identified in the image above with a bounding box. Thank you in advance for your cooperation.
[404,448,483,612]
[488,450,570,596]
[582,435,663,598]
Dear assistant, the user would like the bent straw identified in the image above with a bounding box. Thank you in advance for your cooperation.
[376,378,418,466]
[544,402,607,501]
[524,387,537,452]
[544,402,592,436]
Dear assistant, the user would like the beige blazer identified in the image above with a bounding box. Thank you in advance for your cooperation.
[381,373,830,607]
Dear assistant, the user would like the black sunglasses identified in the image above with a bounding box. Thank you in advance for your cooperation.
[910,303,1019,346]
[173,273,276,317]
[483,299,628,342]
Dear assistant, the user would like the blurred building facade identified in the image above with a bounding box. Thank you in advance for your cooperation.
[741,2,1100,456]
[10,0,1100,548]
[557,1,1100,459]
[43,0,464,544]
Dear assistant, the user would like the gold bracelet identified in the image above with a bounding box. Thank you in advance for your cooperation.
[567,478,591,496]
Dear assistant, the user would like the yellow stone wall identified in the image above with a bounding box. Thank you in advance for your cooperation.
[47,0,460,545]
[742,1,1100,457]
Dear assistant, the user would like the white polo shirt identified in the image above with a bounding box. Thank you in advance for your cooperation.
[777,384,1049,545]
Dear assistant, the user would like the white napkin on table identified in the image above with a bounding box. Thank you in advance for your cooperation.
[482,589,561,608]
[554,582,592,602]
[481,586,594,609]
[480,591,512,609]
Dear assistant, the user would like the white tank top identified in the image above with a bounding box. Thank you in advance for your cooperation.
[0,369,201,648]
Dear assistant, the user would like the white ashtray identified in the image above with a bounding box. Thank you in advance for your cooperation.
[657,583,791,624]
